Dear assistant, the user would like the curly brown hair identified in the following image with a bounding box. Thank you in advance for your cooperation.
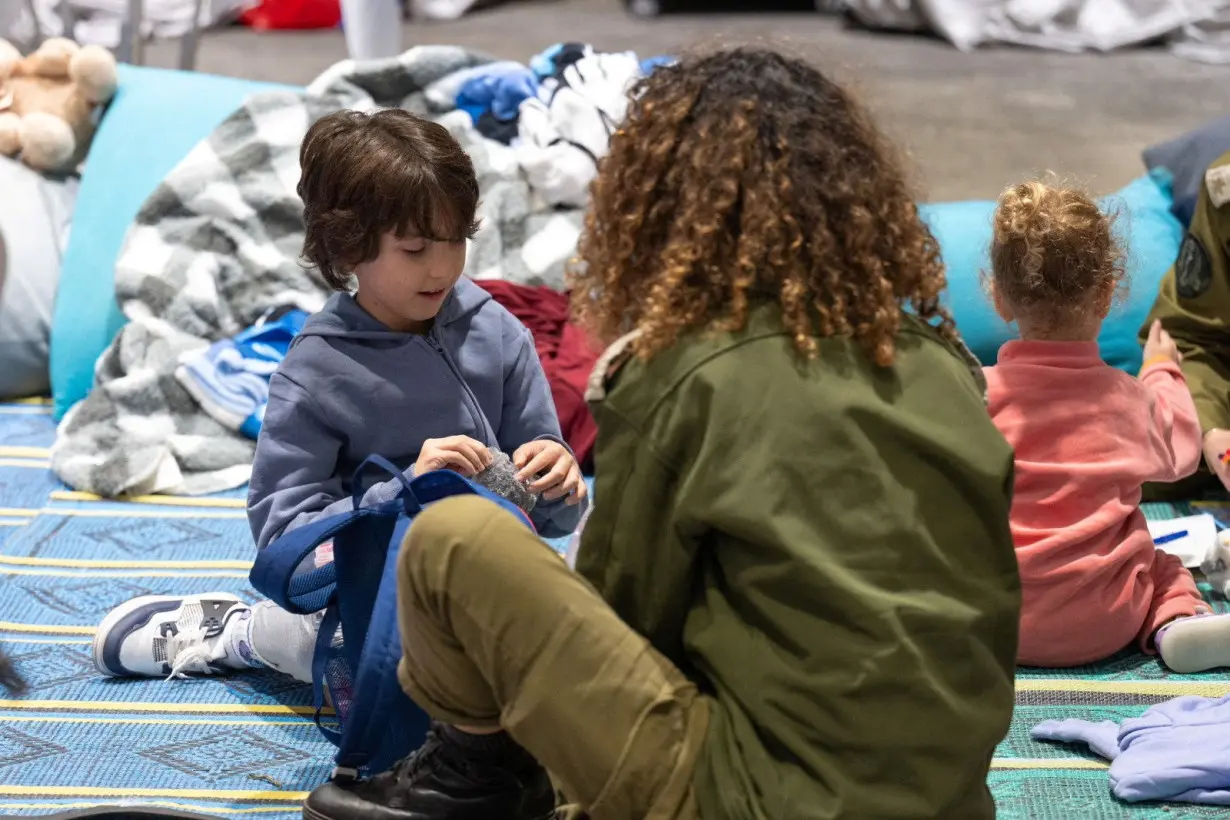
[298,109,481,289]
[990,180,1124,334]
[569,47,952,365]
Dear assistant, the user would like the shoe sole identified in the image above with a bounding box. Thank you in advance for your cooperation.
[1159,613,1230,673]
[302,801,558,820]
[33,809,224,819]
[302,804,329,820]
[92,593,243,677]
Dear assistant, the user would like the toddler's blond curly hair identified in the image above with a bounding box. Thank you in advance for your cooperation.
[991,180,1125,335]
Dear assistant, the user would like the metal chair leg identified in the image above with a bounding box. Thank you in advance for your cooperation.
[178,0,205,70]
[125,0,145,65]
[22,0,43,46]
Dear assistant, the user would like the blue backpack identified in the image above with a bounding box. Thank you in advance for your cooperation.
[249,456,535,778]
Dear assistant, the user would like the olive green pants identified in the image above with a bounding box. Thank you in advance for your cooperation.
[395,495,710,820]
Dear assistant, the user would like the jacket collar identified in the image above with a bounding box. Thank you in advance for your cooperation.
[585,329,642,405]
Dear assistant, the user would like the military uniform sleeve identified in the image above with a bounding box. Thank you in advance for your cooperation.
[574,379,697,667]
[1143,151,1230,434]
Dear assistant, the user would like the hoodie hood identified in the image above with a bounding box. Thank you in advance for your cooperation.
[296,276,493,342]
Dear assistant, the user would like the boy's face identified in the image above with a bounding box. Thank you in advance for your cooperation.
[353,230,467,332]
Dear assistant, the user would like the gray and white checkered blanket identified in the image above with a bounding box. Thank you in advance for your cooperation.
[51,46,586,497]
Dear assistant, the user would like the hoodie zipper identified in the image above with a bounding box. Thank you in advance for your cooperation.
[425,332,498,444]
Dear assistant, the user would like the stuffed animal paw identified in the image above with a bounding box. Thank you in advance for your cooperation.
[0,36,118,173]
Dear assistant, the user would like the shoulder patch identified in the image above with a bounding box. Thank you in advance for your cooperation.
[951,333,989,405]
[1207,165,1230,209]
[585,329,642,404]
[1176,233,1212,300]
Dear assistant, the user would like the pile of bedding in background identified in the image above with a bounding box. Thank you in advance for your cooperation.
[51,43,667,499]
[5,0,252,48]
[843,0,1230,62]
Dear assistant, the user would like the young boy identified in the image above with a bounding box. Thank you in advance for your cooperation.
[91,111,586,720]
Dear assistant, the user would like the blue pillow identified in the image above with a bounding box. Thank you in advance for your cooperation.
[50,65,297,420]
[922,172,1183,375]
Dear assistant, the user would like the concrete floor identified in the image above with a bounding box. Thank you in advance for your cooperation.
[144,0,1229,201]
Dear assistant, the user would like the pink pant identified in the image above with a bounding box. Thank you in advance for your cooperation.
[1136,549,1206,652]
[1018,548,1204,667]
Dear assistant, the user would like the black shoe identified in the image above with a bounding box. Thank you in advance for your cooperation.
[303,724,556,820]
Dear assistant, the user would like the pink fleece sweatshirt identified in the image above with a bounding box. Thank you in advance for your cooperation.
[985,341,1204,667]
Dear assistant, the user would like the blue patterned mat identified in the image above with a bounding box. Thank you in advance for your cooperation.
[0,399,330,818]
[3,398,1229,818]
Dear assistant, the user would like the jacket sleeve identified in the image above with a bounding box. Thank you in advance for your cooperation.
[1138,360,1204,482]
[1143,155,1230,434]
[247,373,415,550]
[573,398,696,664]
[495,326,587,539]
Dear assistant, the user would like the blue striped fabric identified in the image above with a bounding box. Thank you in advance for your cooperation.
[0,399,329,818]
[4,398,1228,818]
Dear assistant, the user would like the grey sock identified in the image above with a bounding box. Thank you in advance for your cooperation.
[247,600,324,683]
[474,449,537,514]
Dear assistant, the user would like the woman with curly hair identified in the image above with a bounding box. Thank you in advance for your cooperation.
[304,47,1020,820]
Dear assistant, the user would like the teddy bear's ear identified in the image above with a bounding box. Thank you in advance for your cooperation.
[70,45,119,105]
[32,38,80,79]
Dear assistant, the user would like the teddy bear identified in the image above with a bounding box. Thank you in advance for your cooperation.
[0,37,118,173]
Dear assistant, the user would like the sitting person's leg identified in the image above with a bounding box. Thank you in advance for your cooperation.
[93,594,321,682]
[306,495,708,820]
[1151,549,1230,672]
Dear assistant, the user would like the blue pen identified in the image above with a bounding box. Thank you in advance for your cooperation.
[1154,530,1188,546]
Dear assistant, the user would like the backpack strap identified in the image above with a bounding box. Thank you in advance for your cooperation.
[350,454,418,511]
[407,468,485,503]
[311,603,344,746]
[251,455,420,613]
[250,511,363,614]
[409,469,538,531]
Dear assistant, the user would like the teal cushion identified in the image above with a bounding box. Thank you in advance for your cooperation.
[922,172,1183,375]
[50,65,298,419]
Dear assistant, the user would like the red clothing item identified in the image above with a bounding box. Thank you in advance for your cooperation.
[476,280,601,469]
[985,341,1205,667]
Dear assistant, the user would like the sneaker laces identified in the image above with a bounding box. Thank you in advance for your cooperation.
[393,726,446,784]
[164,626,225,680]
[400,725,531,793]
[387,726,502,788]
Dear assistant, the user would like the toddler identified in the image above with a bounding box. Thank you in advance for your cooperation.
[985,180,1230,671]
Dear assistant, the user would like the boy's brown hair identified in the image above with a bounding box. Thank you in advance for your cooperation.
[298,109,481,289]
[569,47,952,366]
[990,180,1124,333]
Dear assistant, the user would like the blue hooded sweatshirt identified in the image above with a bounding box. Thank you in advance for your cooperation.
[247,277,586,548]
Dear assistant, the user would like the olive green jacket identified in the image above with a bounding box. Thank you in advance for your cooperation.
[576,305,1021,820]
[1144,151,1230,436]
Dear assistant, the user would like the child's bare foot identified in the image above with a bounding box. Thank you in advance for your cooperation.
[1155,613,1230,673]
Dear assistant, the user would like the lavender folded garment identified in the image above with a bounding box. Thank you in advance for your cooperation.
[1032,695,1230,804]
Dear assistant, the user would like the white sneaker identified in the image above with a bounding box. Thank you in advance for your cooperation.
[1156,612,1230,673]
[92,593,254,679]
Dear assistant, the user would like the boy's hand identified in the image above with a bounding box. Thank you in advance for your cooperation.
[514,440,586,505]
[1143,320,1182,366]
[415,436,492,478]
